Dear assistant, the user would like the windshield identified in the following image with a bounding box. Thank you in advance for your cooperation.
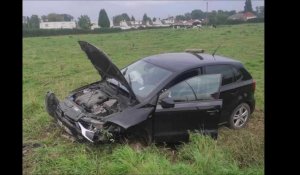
[120,60,172,100]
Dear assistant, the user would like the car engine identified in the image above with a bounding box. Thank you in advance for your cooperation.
[72,88,119,117]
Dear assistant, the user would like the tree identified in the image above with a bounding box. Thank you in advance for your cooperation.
[191,9,205,20]
[62,14,74,21]
[228,10,236,16]
[23,16,30,29]
[208,11,217,25]
[184,13,192,20]
[41,15,47,22]
[147,17,153,25]
[175,15,186,21]
[78,15,91,30]
[153,17,156,22]
[29,15,40,29]
[47,13,64,22]
[142,13,148,25]
[113,15,124,26]
[113,13,131,26]
[131,15,135,21]
[256,6,264,18]
[244,0,253,12]
[121,13,130,21]
[41,13,73,22]
[98,9,110,28]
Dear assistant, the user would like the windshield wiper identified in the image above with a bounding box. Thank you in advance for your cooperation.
[122,67,128,76]
[127,73,132,88]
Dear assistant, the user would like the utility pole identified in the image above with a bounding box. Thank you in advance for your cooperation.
[206,1,208,28]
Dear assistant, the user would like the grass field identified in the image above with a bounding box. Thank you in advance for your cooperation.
[23,23,264,175]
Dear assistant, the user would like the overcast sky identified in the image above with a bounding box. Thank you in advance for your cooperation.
[23,0,264,22]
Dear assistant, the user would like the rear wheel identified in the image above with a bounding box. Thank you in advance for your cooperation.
[228,103,250,129]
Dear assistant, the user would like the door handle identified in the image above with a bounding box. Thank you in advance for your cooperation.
[230,90,238,95]
[207,109,219,113]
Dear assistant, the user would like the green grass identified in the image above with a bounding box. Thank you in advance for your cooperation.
[23,23,264,174]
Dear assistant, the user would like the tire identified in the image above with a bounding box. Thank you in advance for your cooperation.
[125,127,152,146]
[228,103,251,129]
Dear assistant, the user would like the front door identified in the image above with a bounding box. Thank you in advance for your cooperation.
[153,74,223,143]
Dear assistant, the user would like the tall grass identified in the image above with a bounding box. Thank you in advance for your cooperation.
[23,23,264,174]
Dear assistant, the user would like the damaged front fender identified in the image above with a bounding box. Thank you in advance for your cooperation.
[104,107,155,129]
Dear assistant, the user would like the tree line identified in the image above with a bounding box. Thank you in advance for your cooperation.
[23,0,264,29]
[174,1,264,25]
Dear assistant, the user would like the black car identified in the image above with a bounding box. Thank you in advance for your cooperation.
[45,41,255,144]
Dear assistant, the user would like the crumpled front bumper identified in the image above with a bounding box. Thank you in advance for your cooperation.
[45,92,97,142]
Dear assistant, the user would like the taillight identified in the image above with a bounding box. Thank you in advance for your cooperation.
[252,80,256,92]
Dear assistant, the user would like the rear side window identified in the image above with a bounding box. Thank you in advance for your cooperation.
[240,67,252,80]
[232,66,243,81]
[205,65,235,85]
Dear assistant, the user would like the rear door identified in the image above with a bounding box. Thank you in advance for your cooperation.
[153,74,222,143]
[204,65,237,123]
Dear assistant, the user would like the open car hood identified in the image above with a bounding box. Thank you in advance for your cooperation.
[78,41,137,101]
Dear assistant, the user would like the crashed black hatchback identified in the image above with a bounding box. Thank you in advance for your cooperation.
[45,41,255,144]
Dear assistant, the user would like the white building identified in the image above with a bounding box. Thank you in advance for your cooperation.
[91,22,100,30]
[40,21,76,29]
[119,20,131,30]
[129,20,142,28]
[152,19,162,26]
[162,16,175,25]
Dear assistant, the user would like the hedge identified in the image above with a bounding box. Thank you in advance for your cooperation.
[23,26,170,37]
[226,18,264,25]
[23,28,122,37]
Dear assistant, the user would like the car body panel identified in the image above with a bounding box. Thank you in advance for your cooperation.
[154,99,222,142]
[104,107,155,129]
[78,41,137,101]
[45,41,255,143]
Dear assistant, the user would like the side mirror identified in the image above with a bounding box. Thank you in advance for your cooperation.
[160,97,175,108]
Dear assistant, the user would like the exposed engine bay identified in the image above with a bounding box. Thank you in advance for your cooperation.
[72,87,120,118]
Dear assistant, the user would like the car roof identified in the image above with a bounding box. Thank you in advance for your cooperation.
[142,52,242,72]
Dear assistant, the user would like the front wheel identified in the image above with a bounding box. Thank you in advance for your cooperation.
[228,103,251,129]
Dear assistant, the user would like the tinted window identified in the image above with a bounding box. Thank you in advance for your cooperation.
[120,60,172,99]
[232,66,242,81]
[205,65,235,85]
[170,68,202,87]
[240,67,252,80]
[168,81,196,102]
[159,74,221,102]
[186,74,221,100]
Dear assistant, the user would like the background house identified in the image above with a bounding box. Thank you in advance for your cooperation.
[228,12,257,21]
[162,16,175,25]
[91,22,100,30]
[119,20,131,30]
[172,19,202,29]
[40,21,76,29]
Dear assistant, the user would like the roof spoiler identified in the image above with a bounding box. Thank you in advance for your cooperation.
[185,49,205,53]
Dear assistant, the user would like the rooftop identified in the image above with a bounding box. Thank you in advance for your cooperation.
[143,52,241,72]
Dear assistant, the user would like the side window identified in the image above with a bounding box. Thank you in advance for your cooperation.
[205,65,235,85]
[186,74,221,100]
[170,69,201,86]
[232,66,243,81]
[159,74,221,102]
[168,81,196,102]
